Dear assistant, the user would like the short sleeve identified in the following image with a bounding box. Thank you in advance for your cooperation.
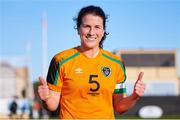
[47,57,63,92]
[114,61,126,94]
[116,61,126,83]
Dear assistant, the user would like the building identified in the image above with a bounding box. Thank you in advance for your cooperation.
[115,49,179,96]
[0,61,29,98]
[0,62,17,98]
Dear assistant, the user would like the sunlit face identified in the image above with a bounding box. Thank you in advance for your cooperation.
[78,14,104,50]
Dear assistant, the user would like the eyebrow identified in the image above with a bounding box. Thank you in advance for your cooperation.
[81,23,103,27]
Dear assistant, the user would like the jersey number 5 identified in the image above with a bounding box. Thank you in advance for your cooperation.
[89,75,100,92]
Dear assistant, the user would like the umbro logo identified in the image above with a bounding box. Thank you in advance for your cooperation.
[75,68,83,74]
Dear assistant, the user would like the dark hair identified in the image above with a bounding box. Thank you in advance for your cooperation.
[74,5,109,48]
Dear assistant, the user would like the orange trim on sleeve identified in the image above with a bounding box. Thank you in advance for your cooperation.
[47,83,61,92]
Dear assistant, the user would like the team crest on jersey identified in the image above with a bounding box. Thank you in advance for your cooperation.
[101,66,111,77]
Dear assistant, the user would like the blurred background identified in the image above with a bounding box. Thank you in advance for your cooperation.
[0,0,179,119]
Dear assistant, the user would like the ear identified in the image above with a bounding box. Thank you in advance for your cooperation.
[102,29,105,35]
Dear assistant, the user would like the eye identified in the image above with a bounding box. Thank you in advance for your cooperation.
[81,24,90,28]
[84,25,89,28]
[95,25,102,29]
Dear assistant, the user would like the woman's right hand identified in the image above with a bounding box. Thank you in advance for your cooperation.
[38,76,50,101]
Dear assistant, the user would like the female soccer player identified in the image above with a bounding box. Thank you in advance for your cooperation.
[38,5,146,119]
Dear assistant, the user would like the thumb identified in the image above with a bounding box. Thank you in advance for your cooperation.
[137,72,144,81]
[39,76,47,85]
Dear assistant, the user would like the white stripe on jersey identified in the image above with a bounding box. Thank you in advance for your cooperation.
[115,83,126,89]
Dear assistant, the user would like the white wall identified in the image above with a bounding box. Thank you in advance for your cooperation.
[126,80,179,96]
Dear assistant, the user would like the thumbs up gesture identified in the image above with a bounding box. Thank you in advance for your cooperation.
[38,76,50,101]
[133,72,146,98]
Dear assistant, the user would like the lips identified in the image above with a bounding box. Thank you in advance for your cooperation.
[86,37,96,41]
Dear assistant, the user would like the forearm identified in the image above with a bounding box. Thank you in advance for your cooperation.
[42,94,59,111]
[114,93,139,114]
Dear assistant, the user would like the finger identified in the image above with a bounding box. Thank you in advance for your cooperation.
[136,80,145,86]
[38,87,49,98]
[134,85,145,95]
[38,89,49,96]
[135,90,144,97]
[38,85,48,90]
[135,85,146,92]
[39,76,47,85]
[135,81,146,88]
[137,72,144,81]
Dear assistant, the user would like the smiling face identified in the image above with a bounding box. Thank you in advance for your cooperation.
[78,14,104,50]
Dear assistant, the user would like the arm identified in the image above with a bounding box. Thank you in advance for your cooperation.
[113,72,146,114]
[113,92,139,114]
[38,77,60,111]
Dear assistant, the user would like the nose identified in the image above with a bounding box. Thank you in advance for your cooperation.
[88,28,95,36]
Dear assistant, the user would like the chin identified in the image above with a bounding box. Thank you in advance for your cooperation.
[85,44,98,49]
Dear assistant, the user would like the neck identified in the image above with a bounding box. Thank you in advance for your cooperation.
[80,46,100,58]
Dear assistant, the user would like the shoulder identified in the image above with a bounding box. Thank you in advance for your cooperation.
[53,46,80,63]
[101,49,123,62]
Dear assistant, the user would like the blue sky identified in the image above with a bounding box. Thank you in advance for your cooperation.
[0,0,180,82]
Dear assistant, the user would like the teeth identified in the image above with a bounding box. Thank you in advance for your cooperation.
[87,37,96,41]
